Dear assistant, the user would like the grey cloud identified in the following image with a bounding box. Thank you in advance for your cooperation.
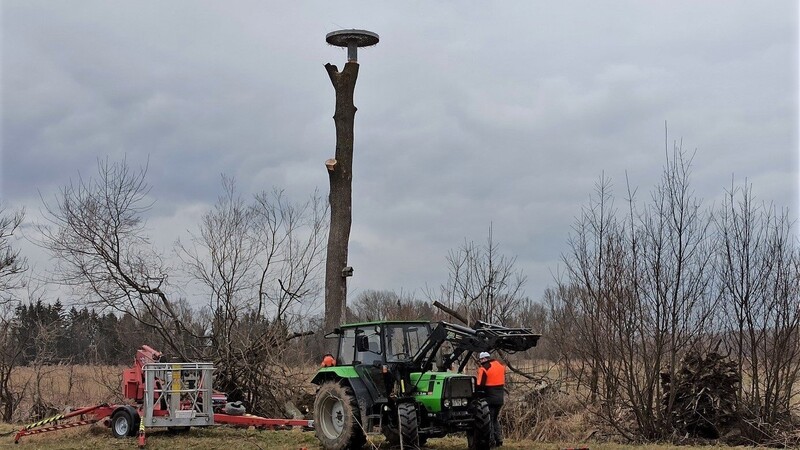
[2,0,797,303]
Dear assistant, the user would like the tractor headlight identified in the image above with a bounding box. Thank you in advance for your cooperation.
[443,400,451,408]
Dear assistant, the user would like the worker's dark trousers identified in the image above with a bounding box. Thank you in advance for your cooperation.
[488,403,503,445]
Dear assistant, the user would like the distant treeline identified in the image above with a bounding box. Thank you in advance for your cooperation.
[9,300,184,366]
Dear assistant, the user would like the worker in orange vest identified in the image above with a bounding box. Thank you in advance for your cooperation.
[477,351,506,447]
[321,353,336,367]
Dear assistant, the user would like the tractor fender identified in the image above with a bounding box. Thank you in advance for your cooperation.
[313,371,371,404]
[311,366,359,385]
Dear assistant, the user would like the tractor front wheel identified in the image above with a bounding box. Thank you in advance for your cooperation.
[467,399,493,450]
[397,402,420,449]
[313,382,366,450]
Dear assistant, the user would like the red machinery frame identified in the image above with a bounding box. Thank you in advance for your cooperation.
[12,346,314,447]
[14,406,313,446]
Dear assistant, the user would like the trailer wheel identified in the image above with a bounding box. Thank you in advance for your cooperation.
[111,409,135,439]
[313,382,366,450]
[467,399,492,450]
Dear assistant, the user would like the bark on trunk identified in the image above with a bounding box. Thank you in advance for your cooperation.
[323,61,359,333]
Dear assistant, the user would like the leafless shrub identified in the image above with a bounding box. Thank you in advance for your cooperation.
[551,141,717,440]
[90,364,126,404]
[715,179,800,425]
[431,225,527,326]
[177,177,327,416]
[550,132,799,444]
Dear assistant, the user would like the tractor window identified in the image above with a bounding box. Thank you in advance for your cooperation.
[355,326,382,366]
[338,328,357,365]
[386,324,430,362]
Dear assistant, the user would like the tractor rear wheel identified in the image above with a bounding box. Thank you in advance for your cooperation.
[313,382,366,450]
[397,402,419,449]
[467,399,492,450]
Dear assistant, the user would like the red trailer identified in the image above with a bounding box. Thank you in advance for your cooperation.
[13,346,313,447]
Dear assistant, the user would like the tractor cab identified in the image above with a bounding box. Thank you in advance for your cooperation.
[314,321,437,403]
[333,321,432,367]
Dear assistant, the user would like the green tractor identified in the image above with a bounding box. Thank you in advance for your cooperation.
[311,320,540,449]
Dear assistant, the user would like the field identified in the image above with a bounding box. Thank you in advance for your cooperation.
[7,365,126,422]
[0,421,760,450]
[0,364,763,450]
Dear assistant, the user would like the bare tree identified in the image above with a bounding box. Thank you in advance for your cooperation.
[178,179,327,330]
[177,177,327,415]
[251,187,328,325]
[0,305,26,422]
[0,281,52,422]
[555,173,623,406]
[38,158,188,358]
[38,158,328,417]
[178,176,256,373]
[348,289,434,322]
[0,203,27,304]
[0,204,29,421]
[323,61,359,334]
[716,180,800,425]
[635,145,715,433]
[434,225,527,325]
[552,141,715,440]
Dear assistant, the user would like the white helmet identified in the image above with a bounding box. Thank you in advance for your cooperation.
[478,351,491,359]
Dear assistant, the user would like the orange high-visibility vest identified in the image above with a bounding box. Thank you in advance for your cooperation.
[321,355,336,367]
[477,360,505,387]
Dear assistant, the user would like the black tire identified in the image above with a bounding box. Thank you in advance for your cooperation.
[383,424,427,448]
[382,421,400,446]
[313,381,366,450]
[224,401,246,416]
[397,402,419,449]
[110,409,134,439]
[467,399,492,450]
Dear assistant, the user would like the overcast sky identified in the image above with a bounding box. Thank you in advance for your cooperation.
[2,1,798,309]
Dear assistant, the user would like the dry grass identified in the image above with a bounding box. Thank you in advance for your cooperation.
[0,423,764,450]
[8,365,124,422]
[0,364,771,449]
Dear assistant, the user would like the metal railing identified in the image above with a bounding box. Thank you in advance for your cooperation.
[142,362,215,427]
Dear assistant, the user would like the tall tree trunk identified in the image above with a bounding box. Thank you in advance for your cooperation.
[323,61,359,333]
